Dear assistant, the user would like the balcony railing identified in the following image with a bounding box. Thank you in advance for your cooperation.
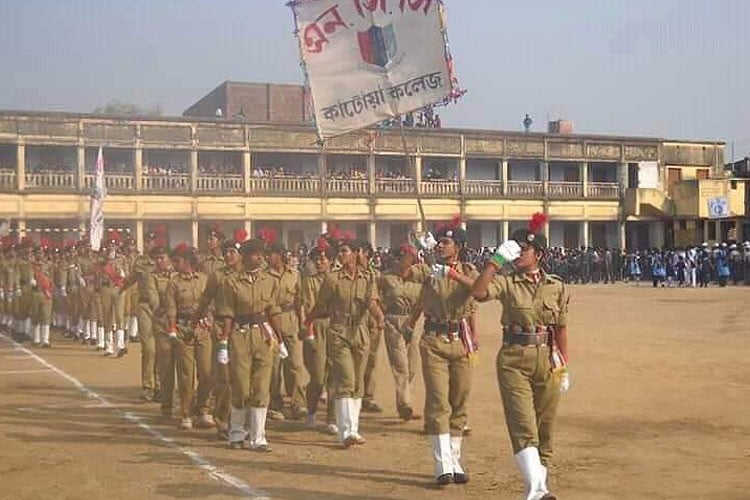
[375,178,416,194]
[196,175,244,193]
[548,181,583,198]
[464,180,503,197]
[587,182,620,199]
[421,180,460,196]
[325,178,369,195]
[249,176,321,194]
[25,172,76,190]
[141,174,191,192]
[83,173,135,193]
[507,180,544,197]
[0,171,17,191]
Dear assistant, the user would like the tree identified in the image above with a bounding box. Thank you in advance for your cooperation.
[92,100,163,116]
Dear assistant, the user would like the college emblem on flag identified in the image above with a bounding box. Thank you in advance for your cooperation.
[357,24,397,68]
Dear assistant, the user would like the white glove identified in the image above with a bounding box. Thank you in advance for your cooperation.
[278,341,289,360]
[490,240,522,268]
[0,289,4,301]
[60,287,67,298]
[29,277,37,288]
[430,263,451,280]
[559,372,571,393]
[15,287,22,297]
[79,277,86,287]
[417,232,437,251]
[216,341,229,365]
[167,331,178,341]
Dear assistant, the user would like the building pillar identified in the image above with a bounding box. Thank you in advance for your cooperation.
[581,162,589,197]
[134,147,143,190]
[715,220,722,242]
[414,155,422,194]
[318,153,327,195]
[458,157,466,195]
[502,220,509,242]
[77,146,85,191]
[368,221,376,244]
[619,221,626,249]
[191,220,199,248]
[190,149,198,193]
[501,159,508,196]
[17,219,26,238]
[136,220,144,253]
[367,153,376,195]
[617,162,628,196]
[320,220,328,235]
[244,220,253,239]
[414,219,423,234]
[243,150,251,195]
[540,161,549,197]
[17,143,25,191]
[581,220,589,248]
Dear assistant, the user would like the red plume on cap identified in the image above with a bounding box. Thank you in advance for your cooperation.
[528,212,548,234]
[327,223,343,241]
[153,225,167,236]
[153,236,168,249]
[257,226,278,245]
[435,215,462,234]
[233,228,248,244]
[316,236,331,251]
[40,236,51,249]
[174,242,189,255]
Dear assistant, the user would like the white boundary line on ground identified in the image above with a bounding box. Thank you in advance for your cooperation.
[0,368,55,375]
[0,333,270,500]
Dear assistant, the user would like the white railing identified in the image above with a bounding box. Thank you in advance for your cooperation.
[547,181,583,198]
[249,176,321,194]
[84,173,135,192]
[587,182,620,198]
[196,175,244,192]
[420,180,460,196]
[507,180,544,197]
[375,178,416,194]
[0,171,16,190]
[25,172,76,190]
[464,180,503,197]
[325,178,369,195]
[141,174,191,191]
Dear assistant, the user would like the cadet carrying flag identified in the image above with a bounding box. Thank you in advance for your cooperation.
[89,146,105,251]
[290,0,460,139]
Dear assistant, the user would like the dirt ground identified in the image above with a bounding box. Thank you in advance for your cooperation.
[0,284,748,500]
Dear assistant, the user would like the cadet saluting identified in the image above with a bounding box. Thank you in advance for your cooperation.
[472,213,569,500]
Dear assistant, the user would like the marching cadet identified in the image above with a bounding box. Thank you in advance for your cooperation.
[147,239,176,416]
[744,241,750,286]
[217,237,282,452]
[65,242,84,340]
[1,239,16,334]
[361,242,385,414]
[305,235,384,449]
[200,224,226,275]
[195,228,248,439]
[266,237,307,421]
[15,237,35,342]
[406,217,477,486]
[30,240,54,347]
[165,244,211,430]
[300,236,337,434]
[378,243,422,421]
[121,237,140,344]
[472,213,568,500]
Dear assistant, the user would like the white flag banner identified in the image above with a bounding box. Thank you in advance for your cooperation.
[292,0,453,138]
[89,146,105,251]
[707,197,730,219]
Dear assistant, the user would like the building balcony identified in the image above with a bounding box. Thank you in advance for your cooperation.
[141,174,191,192]
[421,180,460,196]
[325,178,369,196]
[507,180,544,198]
[548,181,584,198]
[464,180,503,197]
[249,176,321,195]
[25,172,76,191]
[375,178,416,195]
[196,174,244,193]
[83,173,135,193]
[0,171,16,191]
[587,182,620,199]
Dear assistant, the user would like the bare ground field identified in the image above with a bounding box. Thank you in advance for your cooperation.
[0,284,748,500]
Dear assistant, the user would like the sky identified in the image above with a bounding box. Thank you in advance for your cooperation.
[0,0,748,157]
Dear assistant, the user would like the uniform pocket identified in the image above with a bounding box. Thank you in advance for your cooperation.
[542,297,559,324]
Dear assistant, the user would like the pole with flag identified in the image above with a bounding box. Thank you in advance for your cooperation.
[89,146,105,251]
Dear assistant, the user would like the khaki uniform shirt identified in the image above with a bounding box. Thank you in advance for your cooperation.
[483,271,570,329]
[379,271,422,316]
[316,268,379,327]
[268,266,301,336]
[147,270,175,331]
[410,262,478,322]
[200,254,225,276]
[300,271,326,315]
[217,268,281,321]
[165,272,208,321]
[132,255,155,302]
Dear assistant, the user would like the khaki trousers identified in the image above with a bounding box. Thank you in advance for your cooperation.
[157,332,178,414]
[270,310,306,410]
[497,344,561,466]
[420,333,473,436]
[175,328,213,417]
[302,318,334,422]
[363,321,383,403]
[328,322,370,399]
[137,303,158,391]
[229,326,277,409]
[383,315,421,412]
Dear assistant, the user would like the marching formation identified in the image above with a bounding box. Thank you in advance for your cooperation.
[2,214,573,500]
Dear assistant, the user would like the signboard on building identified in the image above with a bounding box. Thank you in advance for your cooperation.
[291,0,455,139]
[707,197,730,219]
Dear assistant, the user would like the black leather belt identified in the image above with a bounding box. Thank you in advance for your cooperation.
[424,319,461,335]
[330,311,366,326]
[279,304,296,314]
[385,306,410,316]
[503,332,550,346]
[235,313,267,328]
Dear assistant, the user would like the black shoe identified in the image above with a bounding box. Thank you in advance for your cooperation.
[41,343,51,349]
[122,347,129,355]
[152,390,162,403]
[436,473,453,486]
[399,406,414,421]
[362,400,383,413]
[453,472,469,484]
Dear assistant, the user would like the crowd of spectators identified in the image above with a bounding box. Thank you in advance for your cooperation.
[142,164,187,176]
[378,106,442,129]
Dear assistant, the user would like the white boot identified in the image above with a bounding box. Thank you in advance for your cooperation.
[97,326,105,350]
[515,447,552,500]
[41,324,51,347]
[128,316,139,340]
[115,329,126,354]
[430,434,454,481]
[350,398,365,443]
[229,406,248,447]
[450,435,469,482]
[249,407,270,451]
[24,318,32,339]
[32,324,41,345]
[82,320,90,340]
[335,398,353,444]
[104,329,114,355]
